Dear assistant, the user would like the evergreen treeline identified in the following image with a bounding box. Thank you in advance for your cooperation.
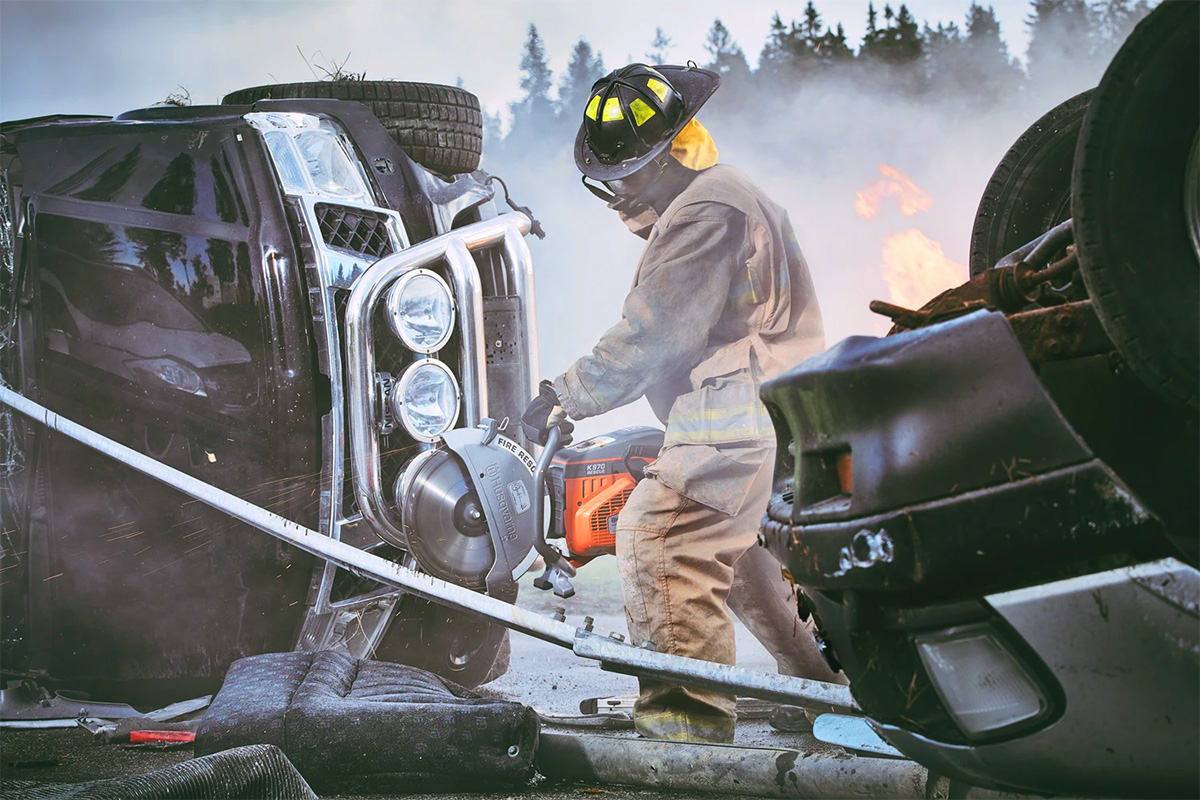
[485,0,1152,157]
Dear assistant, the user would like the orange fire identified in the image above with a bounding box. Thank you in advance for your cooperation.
[855,164,965,309]
[881,229,966,309]
[854,164,932,219]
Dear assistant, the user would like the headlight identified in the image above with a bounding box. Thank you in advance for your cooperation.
[385,269,455,353]
[915,624,1049,738]
[246,113,373,204]
[391,360,460,442]
[126,357,207,397]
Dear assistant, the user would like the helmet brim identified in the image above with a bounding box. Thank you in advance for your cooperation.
[574,65,721,181]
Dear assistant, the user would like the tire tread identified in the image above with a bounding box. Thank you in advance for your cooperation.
[221,80,484,175]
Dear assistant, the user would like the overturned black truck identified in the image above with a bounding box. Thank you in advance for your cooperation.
[0,82,542,699]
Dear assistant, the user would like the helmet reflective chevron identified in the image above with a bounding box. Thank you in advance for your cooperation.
[575,63,720,181]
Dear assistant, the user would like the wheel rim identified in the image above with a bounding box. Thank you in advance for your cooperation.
[447,633,486,669]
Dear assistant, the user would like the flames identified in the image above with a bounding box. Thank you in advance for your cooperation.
[880,229,964,310]
[854,164,932,220]
[856,164,964,310]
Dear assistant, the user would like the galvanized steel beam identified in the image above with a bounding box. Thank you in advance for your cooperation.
[0,385,858,713]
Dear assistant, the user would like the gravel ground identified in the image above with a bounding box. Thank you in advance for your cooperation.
[0,559,851,799]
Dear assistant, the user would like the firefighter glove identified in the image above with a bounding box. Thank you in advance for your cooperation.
[522,380,574,446]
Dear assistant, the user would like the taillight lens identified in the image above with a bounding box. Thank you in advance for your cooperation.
[915,625,1048,737]
[836,451,852,495]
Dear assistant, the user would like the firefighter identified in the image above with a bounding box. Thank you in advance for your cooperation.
[522,63,839,743]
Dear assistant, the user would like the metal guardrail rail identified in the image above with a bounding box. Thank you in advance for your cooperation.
[0,382,858,714]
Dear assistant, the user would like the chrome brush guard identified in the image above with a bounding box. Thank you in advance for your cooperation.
[345,212,537,548]
[300,211,538,656]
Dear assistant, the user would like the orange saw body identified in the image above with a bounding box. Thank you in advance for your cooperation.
[546,427,664,560]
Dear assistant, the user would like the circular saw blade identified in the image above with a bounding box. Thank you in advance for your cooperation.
[400,448,494,588]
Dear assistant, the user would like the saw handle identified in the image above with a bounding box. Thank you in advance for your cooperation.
[532,426,576,578]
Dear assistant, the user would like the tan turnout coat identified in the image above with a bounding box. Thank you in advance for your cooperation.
[554,164,825,515]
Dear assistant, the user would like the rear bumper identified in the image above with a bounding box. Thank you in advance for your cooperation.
[763,458,1158,593]
[759,309,1197,796]
[760,310,1162,598]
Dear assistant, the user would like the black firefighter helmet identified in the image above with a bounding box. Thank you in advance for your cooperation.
[574,63,720,181]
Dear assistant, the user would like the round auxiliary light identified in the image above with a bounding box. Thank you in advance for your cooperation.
[385,269,455,353]
[390,359,461,442]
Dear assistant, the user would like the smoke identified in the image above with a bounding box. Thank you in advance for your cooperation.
[0,1,1130,442]
[489,59,1113,439]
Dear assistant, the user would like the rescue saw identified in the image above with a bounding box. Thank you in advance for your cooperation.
[396,418,663,599]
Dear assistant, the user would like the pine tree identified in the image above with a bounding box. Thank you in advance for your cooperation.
[861,2,925,93]
[558,39,605,120]
[757,12,810,84]
[481,108,504,161]
[703,18,752,115]
[893,4,923,64]
[817,23,854,63]
[800,1,823,48]
[516,23,554,121]
[758,12,791,81]
[924,20,971,94]
[1093,0,1152,59]
[965,3,1023,97]
[861,2,885,59]
[758,6,851,86]
[503,23,556,159]
[703,18,752,81]
[1026,0,1097,83]
[646,27,673,64]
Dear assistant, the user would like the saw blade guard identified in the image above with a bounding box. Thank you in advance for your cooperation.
[397,421,543,594]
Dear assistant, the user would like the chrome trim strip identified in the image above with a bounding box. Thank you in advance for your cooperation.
[247,112,414,625]
[345,213,531,549]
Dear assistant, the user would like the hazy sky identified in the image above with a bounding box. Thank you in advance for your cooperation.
[1,0,1035,123]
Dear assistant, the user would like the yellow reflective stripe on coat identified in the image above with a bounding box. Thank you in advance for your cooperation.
[664,390,774,446]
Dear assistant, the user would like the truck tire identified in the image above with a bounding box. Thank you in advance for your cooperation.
[968,90,1092,276]
[222,81,483,176]
[372,596,510,688]
[1072,1,1199,412]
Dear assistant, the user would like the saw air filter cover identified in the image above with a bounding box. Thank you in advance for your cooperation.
[547,426,663,558]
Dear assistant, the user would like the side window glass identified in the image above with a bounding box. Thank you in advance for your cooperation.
[141,153,197,216]
[210,152,246,225]
[44,131,249,226]
[73,144,142,203]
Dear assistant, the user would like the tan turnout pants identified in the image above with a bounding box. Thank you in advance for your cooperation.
[615,450,839,743]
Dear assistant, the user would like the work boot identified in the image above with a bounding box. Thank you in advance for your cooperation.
[634,710,736,743]
[768,704,818,732]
